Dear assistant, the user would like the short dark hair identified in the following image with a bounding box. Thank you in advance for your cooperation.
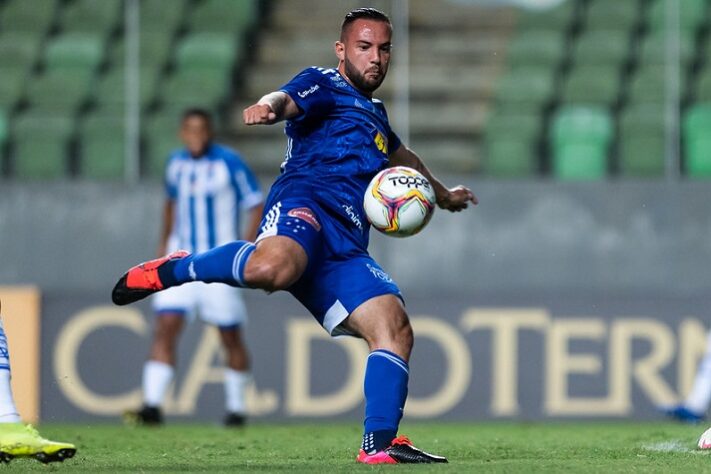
[181,107,213,128]
[340,7,391,39]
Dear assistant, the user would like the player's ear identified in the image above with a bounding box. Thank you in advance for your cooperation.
[335,40,345,61]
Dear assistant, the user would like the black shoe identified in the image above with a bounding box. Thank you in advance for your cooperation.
[357,435,447,464]
[224,412,246,427]
[124,405,163,426]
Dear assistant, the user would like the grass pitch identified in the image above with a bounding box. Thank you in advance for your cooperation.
[9,421,711,472]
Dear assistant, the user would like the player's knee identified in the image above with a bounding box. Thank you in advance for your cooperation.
[244,258,299,291]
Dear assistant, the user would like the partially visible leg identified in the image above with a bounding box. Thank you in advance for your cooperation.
[218,326,250,426]
[684,330,711,416]
[138,313,184,424]
[344,295,446,464]
[0,300,76,463]
[343,295,413,453]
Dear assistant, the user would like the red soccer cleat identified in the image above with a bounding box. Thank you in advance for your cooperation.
[356,435,448,464]
[111,250,189,305]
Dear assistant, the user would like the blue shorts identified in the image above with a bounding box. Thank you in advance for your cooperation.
[256,197,401,336]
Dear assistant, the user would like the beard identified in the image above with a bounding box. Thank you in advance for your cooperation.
[343,57,387,93]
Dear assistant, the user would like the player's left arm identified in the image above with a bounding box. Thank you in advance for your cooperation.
[388,144,478,212]
[244,202,265,242]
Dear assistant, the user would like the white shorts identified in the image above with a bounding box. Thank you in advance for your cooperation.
[151,282,248,328]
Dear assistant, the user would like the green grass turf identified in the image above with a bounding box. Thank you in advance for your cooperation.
[7,422,711,472]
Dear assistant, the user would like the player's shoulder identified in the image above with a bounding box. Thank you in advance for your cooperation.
[208,143,250,168]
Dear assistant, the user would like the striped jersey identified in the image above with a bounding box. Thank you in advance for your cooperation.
[164,143,262,253]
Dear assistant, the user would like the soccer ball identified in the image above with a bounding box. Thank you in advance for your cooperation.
[698,427,711,449]
[363,166,436,237]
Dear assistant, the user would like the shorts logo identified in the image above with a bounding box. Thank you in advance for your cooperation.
[367,263,393,283]
[287,207,321,231]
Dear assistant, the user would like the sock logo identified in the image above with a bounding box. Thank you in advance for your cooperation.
[188,261,197,281]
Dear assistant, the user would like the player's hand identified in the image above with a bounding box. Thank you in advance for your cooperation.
[243,103,278,125]
[436,185,478,212]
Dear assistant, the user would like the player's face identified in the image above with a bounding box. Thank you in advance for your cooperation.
[180,116,212,157]
[336,19,392,95]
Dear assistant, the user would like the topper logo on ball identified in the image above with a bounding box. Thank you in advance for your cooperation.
[387,175,431,189]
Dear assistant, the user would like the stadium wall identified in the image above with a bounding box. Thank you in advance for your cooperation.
[2,179,711,421]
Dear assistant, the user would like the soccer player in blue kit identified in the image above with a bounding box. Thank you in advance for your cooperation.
[113,7,477,464]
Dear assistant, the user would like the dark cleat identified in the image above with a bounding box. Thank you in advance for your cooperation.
[224,412,246,427]
[124,405,164,426]
[357,435,448,464]
[112,250,189,305]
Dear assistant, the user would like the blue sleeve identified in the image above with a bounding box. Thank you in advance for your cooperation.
[279,67,335,120]
[164,155,179,199]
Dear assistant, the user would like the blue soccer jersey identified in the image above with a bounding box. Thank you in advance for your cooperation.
[165,143,262,254]
[267,67,402,248]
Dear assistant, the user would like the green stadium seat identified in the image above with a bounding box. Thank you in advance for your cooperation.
[561,66,619,105]
[61,0,121,35]
[695,72,711,102]
[683,104,711,177]
[517,1,574,31]
[95,67,160,108]
[144,114,181,178]
[0,66,28,110]
[0,109,7,148]
[637,32,694,67]
[627,66,667,104]
[572,31,630,66]
[12,111,74,179]
[551,106,613,179]
[140,0,186,36]
[79,114,125,179]
[620,103,665,134]
[175,33,241,70]
[26,69,95,112]
[159,67,231,109]
[495,67,554,109]
[189,0,257,33]
[506,31,565,67]
[586,0,640,30]
[0,0,57,34]
[648,0,707,34]
[483,112,540,177]
[0,33,42,70]
[44,33,105,71]
[484,139,538,177]
[110,34,174,69]
[618,134,665,177]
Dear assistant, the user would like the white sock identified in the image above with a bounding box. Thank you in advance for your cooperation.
[224,369,250,414]
[685,331,711,414]
[0,319,20,423]
[142,360,174,407]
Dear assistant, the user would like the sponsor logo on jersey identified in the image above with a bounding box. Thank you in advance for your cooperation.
[374,130,388,155]
[297,84,320,98]
[287,207,321,231]
[341,204,363,231]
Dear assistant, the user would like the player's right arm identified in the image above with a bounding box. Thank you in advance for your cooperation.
[243,91,301,125]
[157,198,174,256]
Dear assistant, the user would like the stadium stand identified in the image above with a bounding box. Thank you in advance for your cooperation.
[484,0,711,178]
[551,105,612,180]
[684,103,711,177]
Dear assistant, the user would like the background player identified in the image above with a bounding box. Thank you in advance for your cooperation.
[113,8,475,463]
[0,300,75,463]
[127,109,263,427]
[663,329,711,423]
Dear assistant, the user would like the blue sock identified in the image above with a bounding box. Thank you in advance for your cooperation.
[165,241,256,288]
[362,349,409,453]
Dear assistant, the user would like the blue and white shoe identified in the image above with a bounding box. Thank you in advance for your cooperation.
[662,405,705,423]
